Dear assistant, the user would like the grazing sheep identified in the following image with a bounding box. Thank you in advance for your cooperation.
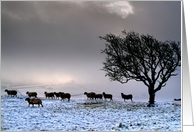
[25,98,43,107]
[26,91,37,98]
[4,89,17,97]
[44,92,55,99]
[84,92,96,100]
[54,92,60,99]
[102,92,113,101]
[60,93,71,102]
[95,94,103,100]
[121,93,133,102]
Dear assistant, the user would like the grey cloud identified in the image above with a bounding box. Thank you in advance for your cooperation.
[1,1,181,101]
[128,1,181,42]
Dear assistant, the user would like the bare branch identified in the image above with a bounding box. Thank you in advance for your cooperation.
[100,30,181,94]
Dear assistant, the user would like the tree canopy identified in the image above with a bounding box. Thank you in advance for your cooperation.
[100,30,181,106]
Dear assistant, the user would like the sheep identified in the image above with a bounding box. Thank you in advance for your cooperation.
[54,92,60,99]
[174,98,181,101]
[26,91,37,98]
[95,94,103,100]
[4,89,17,97]
[102,92,113,101]
[60,93,71,102]
[121,93,133,102]
[84,92,96,100]
[25,98,43,107]
[59,92,65,95]
[44,92,55,99]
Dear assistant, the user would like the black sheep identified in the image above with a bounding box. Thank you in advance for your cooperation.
[26,91,37,98]
[54,92,60,99]
[4,89,17,97]
[44,92,55,99]
[102,92,113,101]
[84,92,96,100]
[121,93,133,102]
[95,94,103,100]
[174,98,181,101]
[60,93,71,102]
[25,98,43,107]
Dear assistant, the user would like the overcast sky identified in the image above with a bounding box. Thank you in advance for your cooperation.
[1,1,181,101]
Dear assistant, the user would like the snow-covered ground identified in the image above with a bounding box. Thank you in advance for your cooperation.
[1,94,181,131]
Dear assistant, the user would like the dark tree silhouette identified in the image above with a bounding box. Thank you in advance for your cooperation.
[99,30,181,107]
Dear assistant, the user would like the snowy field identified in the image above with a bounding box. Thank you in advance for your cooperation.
[1,94,181,131]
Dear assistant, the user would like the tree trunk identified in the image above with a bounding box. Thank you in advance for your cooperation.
[147,88,156,107]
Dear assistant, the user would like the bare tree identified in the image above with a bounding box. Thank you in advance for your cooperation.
[99,30,181,107]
